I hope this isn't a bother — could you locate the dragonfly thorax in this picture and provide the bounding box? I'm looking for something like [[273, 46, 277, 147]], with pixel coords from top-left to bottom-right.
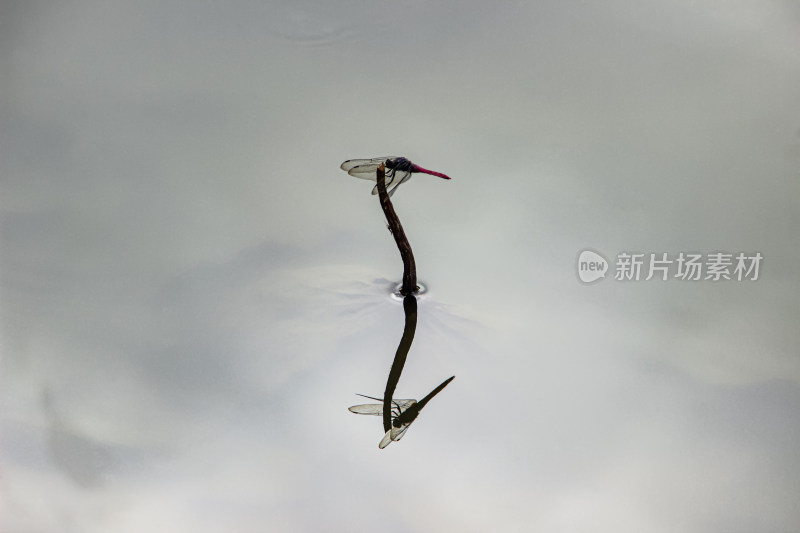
[[385, 157, 415, 173], [394, 407, 420, 426]]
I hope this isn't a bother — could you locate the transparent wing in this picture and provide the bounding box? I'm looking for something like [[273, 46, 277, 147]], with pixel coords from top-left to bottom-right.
[[370, 169, 411, 196], [390, 171, 412, 196], [340, 157, 392, 172], [393, 399, 417, 411], [349, 166, 382, 179], [379, 429, 394, 449], [348, 399, 416, 416], [348, 403, 383, 415], [351, 397, 418, 449], [390, 422, 412, 442], [341, 157, 398, 180]]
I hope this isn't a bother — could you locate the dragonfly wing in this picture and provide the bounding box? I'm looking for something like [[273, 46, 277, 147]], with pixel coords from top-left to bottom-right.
[[393, 399, 417, 412], [371, 182, 397, 196], [342, 157, 399, 180], [396, 172, 412, 188], [390, 422, 412, 442], [340, 157, 390, 171], [343, 157, 407, 182], [349, 399, 417, 448], [378, 429, 394, 449], [350, 399, 415, 415], [349, 165, 382, 180], [371, 170, 411, 196], [348, 403, 383, 415], [387, 171, 411, 197]]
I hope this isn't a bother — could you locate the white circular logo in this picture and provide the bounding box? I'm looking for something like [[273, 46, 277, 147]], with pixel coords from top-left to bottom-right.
[[577, 250, 608, 283]]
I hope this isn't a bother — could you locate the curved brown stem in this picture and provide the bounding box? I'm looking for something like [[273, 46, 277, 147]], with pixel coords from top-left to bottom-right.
[[375, 164, 418, 296]]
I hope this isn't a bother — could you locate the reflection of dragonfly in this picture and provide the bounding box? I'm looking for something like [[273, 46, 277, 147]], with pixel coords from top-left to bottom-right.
[[340, 157, 451, 197], [348, 376, 455, 448]]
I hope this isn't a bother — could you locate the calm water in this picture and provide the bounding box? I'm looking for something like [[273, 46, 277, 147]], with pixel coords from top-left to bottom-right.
[[3, 1, 800, 531]]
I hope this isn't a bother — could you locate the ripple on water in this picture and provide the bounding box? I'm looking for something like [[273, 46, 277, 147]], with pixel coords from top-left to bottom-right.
[[264, 0, 380, 48], [389, 281, 428, 302]]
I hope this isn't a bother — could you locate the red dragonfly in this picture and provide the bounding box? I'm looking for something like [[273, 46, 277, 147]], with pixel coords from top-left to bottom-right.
[[348, 376, 455, 449], [340, 157, 451, 197]]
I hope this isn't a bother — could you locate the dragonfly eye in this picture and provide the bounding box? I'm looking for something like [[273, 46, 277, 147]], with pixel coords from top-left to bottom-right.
[[392, 419, 403, 428]]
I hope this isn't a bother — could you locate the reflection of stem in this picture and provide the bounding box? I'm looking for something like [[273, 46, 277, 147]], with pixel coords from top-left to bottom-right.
[[375, 163, 418, 296], [382, 294, 417, 432]]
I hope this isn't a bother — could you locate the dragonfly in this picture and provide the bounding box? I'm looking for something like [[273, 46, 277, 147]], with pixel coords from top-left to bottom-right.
[[340, 157, 451, 197], [348, 376, 455, 448]]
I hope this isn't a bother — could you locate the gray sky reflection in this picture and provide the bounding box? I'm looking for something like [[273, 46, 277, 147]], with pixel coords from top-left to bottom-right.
[[2, 0, 800, 531]]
